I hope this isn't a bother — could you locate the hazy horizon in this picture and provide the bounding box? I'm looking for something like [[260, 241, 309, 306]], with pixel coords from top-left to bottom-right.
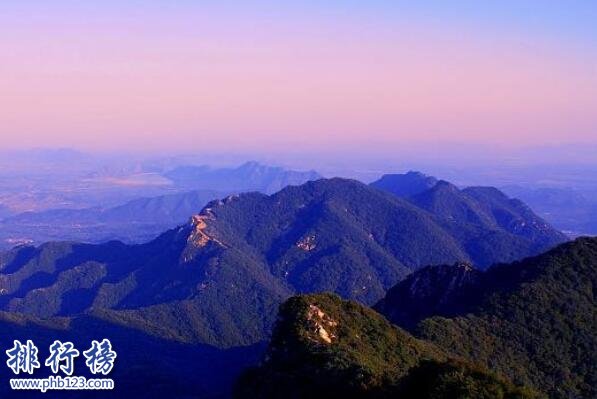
[[2, 145, 597, 190]]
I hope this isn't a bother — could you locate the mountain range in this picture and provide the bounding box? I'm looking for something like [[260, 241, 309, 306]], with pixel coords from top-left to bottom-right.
[[402, 237, 597, 399], [0, 173, 569, 397], [239, 237, 596, 399], [372, 172, 565, 254], [236, 293, 539, 399], [0, 177, 563, 343], [164, 161, 321, 194], [369, 170, 439, 197]]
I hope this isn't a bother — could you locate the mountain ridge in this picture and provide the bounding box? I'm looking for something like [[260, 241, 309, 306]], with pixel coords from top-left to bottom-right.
[[0, 176, 566, 351], [237, 237, 595, 398], [377, 237, 597, 399]]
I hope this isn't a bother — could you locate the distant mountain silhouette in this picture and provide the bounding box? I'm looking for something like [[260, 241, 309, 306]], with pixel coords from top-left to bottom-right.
[[0, 190, 225, 248], [0, 162, 322, 249], [164, 161, 322, 194], [502, 185, 597, 236], [370, 171, 438, 197]]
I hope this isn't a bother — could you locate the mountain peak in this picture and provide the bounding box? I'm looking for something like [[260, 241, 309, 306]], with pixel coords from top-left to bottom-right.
[[404, 170, 428, 178], [370, 171, 438, 198], [236, 293, 536, 399], [181, 205, 228, 262], [426, 180, 461, 195]]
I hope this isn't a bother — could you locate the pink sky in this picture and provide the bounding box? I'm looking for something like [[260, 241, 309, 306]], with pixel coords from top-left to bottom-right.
[[1, 2, 596, 153]]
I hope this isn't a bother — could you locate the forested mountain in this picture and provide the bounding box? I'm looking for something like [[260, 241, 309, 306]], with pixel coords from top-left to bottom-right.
[[0, 177, 578, 397], [238, 238, 595, 398], [377, 237, 597, 399], [371, 172, 567, 258], [375, 262, 481, 330], [234, 293, 538, 399], [0, 170, 564, 259], [0, 178, 566, 351]]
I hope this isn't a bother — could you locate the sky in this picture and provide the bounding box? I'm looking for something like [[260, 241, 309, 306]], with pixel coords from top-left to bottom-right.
[[1, 1, 596, 158]]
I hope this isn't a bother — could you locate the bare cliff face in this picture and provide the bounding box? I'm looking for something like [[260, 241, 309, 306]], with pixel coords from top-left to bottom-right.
[[305, 304, 338, 344], [180, 196, 237, 262]]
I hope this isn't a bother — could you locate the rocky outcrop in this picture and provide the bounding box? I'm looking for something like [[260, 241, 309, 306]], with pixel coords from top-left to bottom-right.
[[306, 304, 337, 344]]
